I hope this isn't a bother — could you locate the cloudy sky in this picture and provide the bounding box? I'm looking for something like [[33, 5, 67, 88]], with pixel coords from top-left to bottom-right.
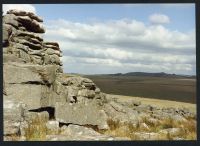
[[3, 4, 196, 75]]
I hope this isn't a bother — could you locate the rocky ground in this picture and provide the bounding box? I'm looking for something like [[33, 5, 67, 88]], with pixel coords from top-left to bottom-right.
[[3, 10, 197, 141]]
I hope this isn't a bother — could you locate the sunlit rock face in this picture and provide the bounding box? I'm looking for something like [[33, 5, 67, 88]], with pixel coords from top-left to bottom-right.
[[3, 9, 110, 141]]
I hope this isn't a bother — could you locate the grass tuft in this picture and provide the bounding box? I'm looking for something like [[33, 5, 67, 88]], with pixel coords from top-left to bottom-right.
[[97, 116, 196, 140], [25, 117, 47, 141]]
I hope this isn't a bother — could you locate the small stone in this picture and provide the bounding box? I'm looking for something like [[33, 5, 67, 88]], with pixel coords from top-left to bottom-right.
[[46, 120, 60, 134], [139, 123, 150, 131]]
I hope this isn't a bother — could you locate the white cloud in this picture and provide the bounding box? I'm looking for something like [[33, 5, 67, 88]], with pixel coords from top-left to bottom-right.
[[44, 18, 195, 75], [149, 13, 170, 24], [2, 4, 36, 15]]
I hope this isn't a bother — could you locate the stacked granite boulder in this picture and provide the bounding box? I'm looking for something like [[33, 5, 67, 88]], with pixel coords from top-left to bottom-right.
[[3, 9, 110, 140], [54, 75, 109, 130], [3, 9, 63, 71]]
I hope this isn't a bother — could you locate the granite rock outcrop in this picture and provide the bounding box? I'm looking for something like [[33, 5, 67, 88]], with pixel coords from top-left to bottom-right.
[[3, 10, 109, 140]]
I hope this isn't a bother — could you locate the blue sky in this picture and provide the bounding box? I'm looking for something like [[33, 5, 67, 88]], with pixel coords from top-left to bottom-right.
[[34, 4, 195, 33], [3, 4, 196, 75]]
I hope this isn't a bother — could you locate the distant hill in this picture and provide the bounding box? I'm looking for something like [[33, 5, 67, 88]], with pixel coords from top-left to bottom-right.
[[99, 72, 196, 78]]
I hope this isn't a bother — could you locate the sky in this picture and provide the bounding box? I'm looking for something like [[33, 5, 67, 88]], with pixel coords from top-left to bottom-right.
[[2, 4, 196, 75]]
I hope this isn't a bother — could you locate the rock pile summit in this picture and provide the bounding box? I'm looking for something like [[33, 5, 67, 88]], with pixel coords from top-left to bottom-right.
[[3, 10, 196, 141], [3, 10, 110, 140]]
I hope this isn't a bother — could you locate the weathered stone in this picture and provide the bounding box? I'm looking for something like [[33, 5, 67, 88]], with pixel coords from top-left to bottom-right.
[[4, 63, 42, 84], [3, 14, 19, 28], [133, 132, 161, 140], [66, 86, 79, 103], [4, 63, 57, 84], [30, 55, 42, 64], [19, 121, 29, 137], [61, 76, 82, 86], [109, 101, 127, 113], [136, 104, 154, 112], [3, 24, 12, 45], [119, 100, 141, 109], [61, 124, 100, 136], [3, 10, 68, 140], [16, 30, 43, 42], [45, 48, 61, 57], [4, 136, 20, 141], [3, 47, 9, 54], [82, 81, 95, 89], [41, 86, 58, 108], [4, 76, 57, 110], [55, 102, 108, 130], [3, 54, 25, 63], [53, 80, 63, 95], [43, 54, 51, 65], [46, 120, 60, 134], [3, 97, 26, 135], [14, 43, 30, 53], [29, 50, 45, 56], [19, 50, 31, 63], [49, 124, 127, 141], [138, 112, 151, 121], [183, 112, 196, 119], [146, 118, 160, 126], [7, 9, 43, 22], [104, 103, 126, 122], [20, 35, 43, 45], [59, 76, 96, 88], [19, 136, 27, 141], [78, 89, 95, 98], [34, 65, 57, 84], [44, 42, 59, 47], [139, 123, 150, 131], [44, 44, 60, 50], [95, 88, 101, 93], [56, 65, 63, 73], [49, 54, 62, 65], [171, 115, 188, 123], [104, 102, 139, 126], [13, 37, 43, 50], [17, 16, 45, 33], [152, 113, 171, 121], [18, 26, 27, 31], [159, 128, 183, 138]]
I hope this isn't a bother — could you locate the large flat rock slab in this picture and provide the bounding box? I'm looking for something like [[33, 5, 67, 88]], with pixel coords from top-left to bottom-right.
[[46, 124, 130, 141], [5, 84, 56, 110], [4, 63, 57, 84], [55, 102, 108, 130], [4, 63, 42, 84], [3, 96, 25, 135]]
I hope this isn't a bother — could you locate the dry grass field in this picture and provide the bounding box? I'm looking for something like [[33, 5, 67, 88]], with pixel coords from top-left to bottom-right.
[[100, 94, 196, 140]]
